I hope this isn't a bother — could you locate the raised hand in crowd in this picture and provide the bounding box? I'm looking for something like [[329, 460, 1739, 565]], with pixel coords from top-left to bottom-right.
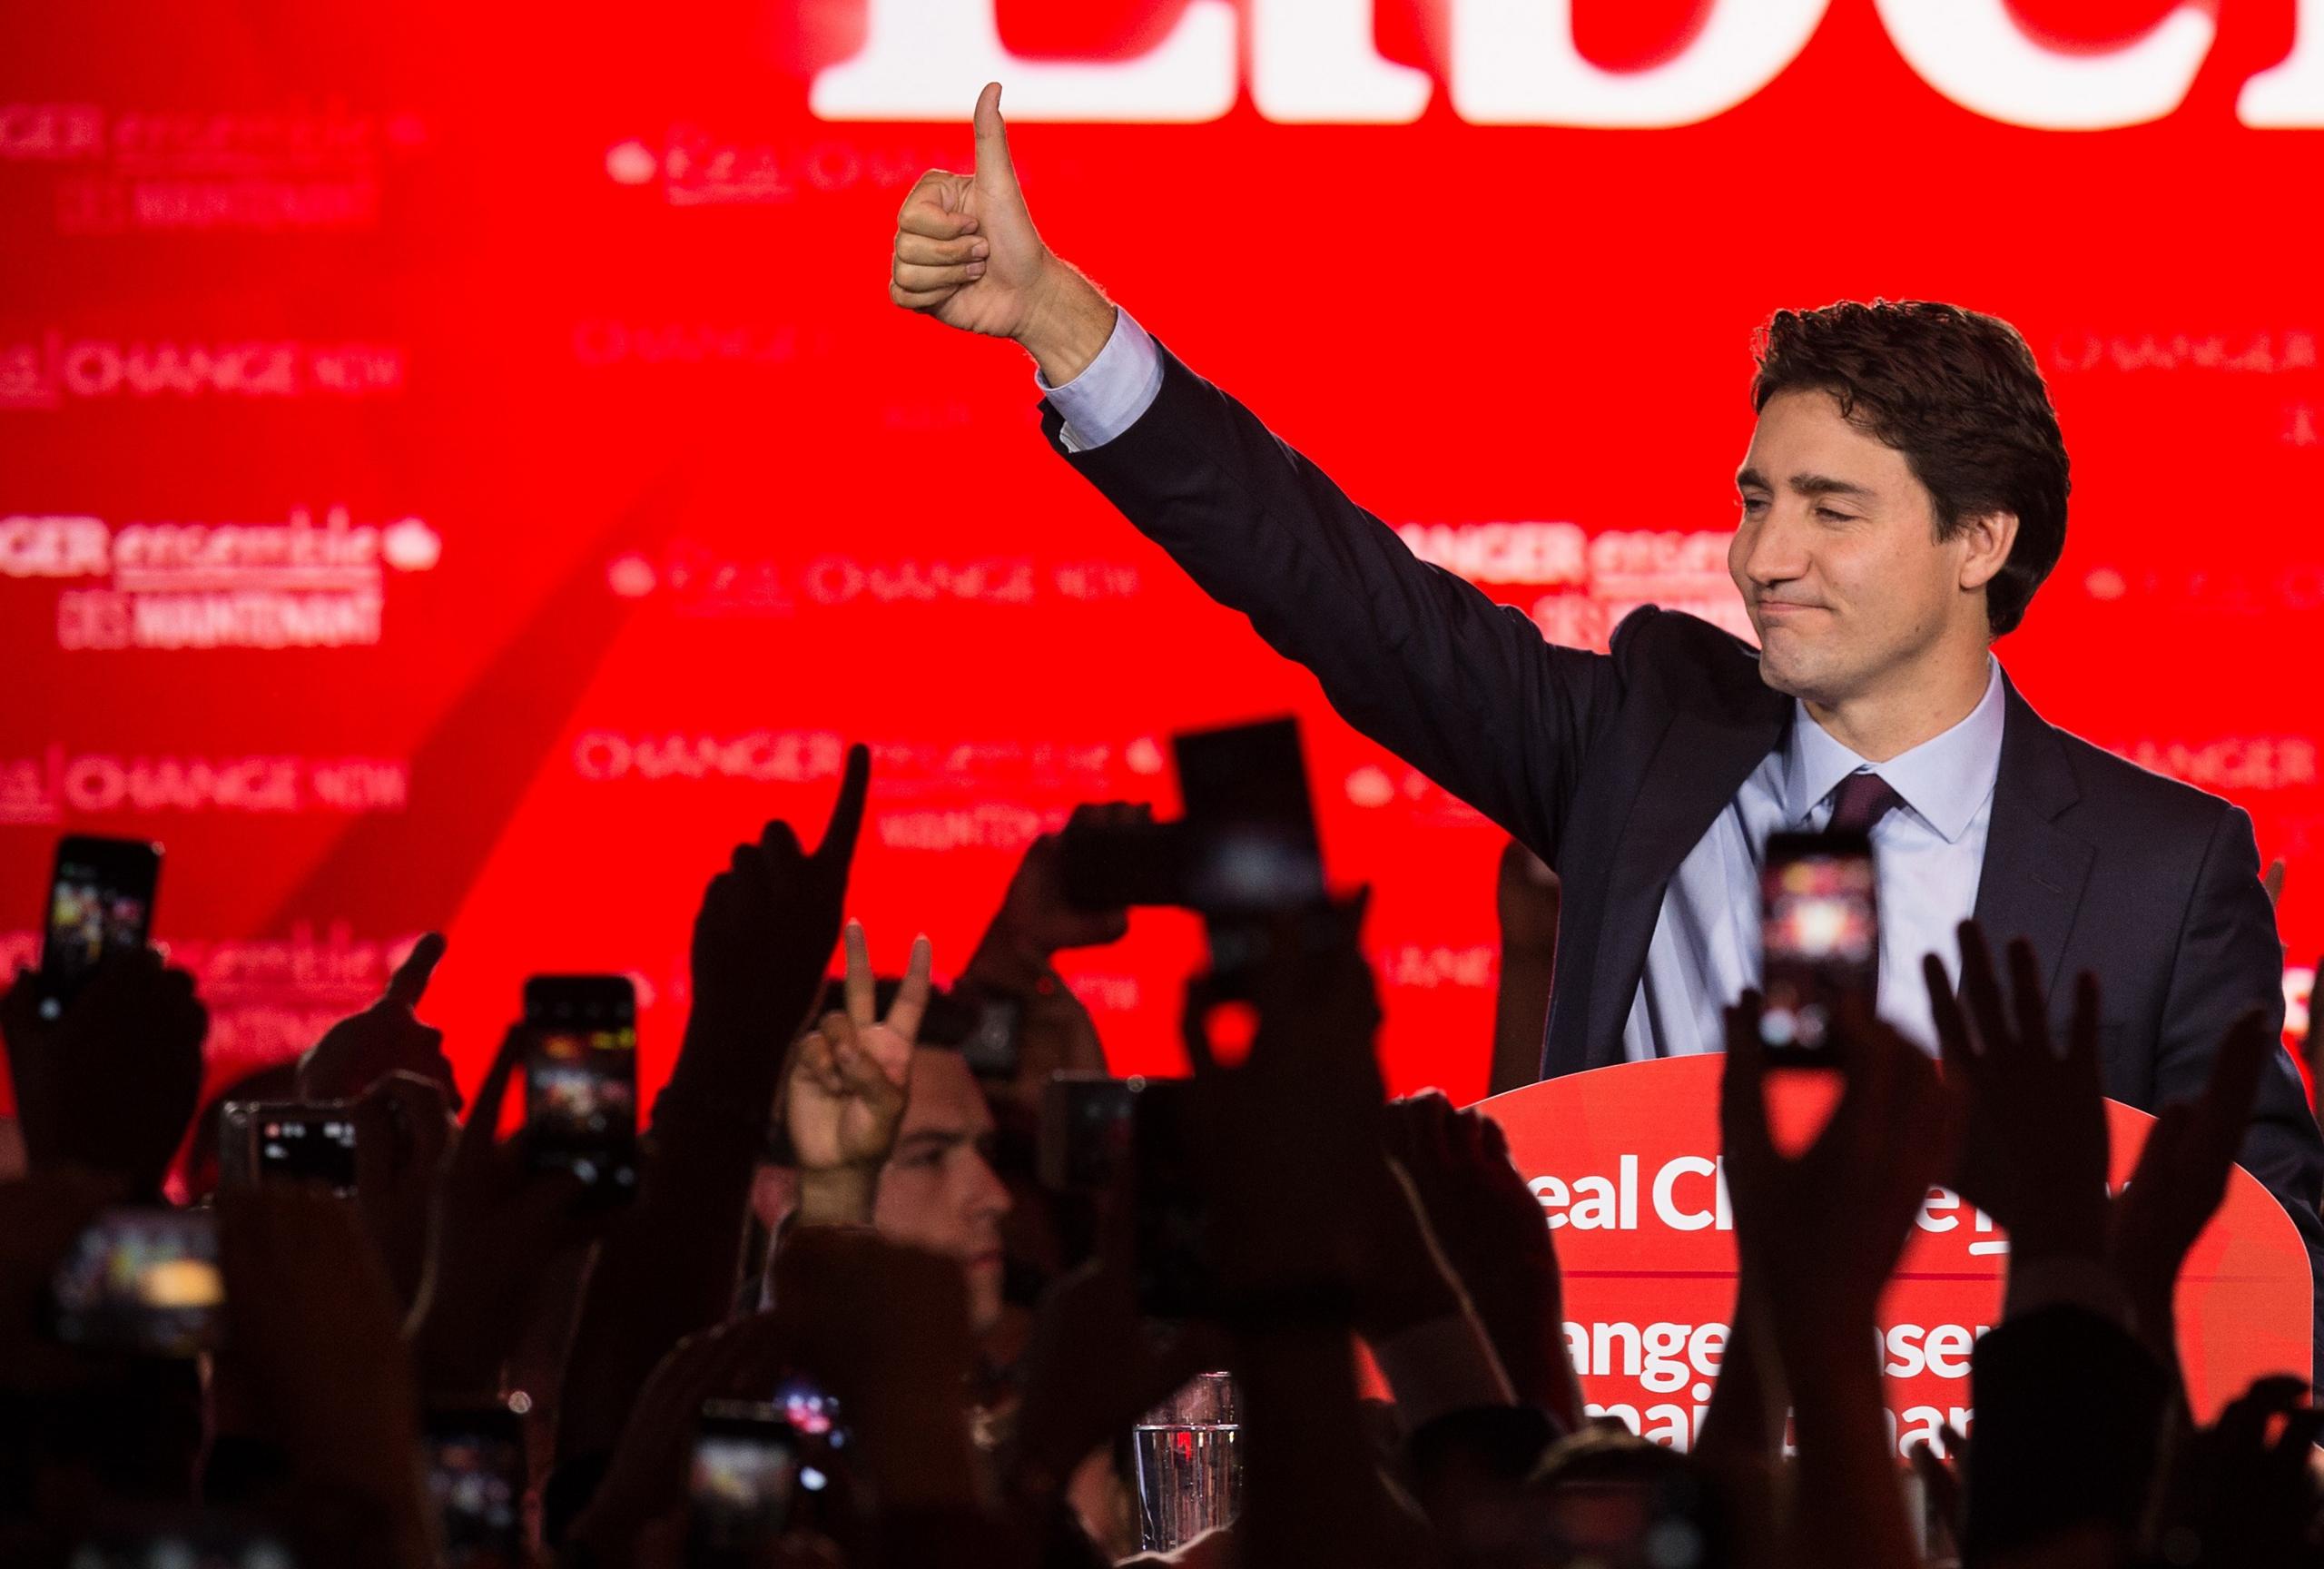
[[1929, 923, 2273, 1368], [1177, 892, 1436, 1569], [680, 744, 872, 1077], [579, 1230, 1012, 1569], [556, 746, 872, 1525], [2151, 1374, 2324, 1569], [565, 1309, 800, 1569], [1379, 1088, 1582, 1430], [978, 805, 1139, 963], [769, 1227, 986, 1521], [785, 919, 930, 1227], [1007, 1197, 1228, 1544], [585, 1231, 1004, 1569], [404, 1022, 601, 1399], [960, 804, 1132, 1114], [1926, 923, 2290, 1566], [1180, 895, 1387, 1312], [2101, 1009, 2272, 1373], [348, 1069, 453, 1311], [1928, 927, 2111, 1274], [300, 931, 455, 1106], [1, 946, 206, 1199], [1719, 992, 1947, 1569]]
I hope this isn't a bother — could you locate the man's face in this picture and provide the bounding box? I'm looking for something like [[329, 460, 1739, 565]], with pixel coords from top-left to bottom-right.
[[1728, 389, 1995, 708], [872, 1048, 1012, 1334]]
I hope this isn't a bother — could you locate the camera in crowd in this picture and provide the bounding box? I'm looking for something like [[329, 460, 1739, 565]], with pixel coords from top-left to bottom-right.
[[1058, 716, 1327, 998]]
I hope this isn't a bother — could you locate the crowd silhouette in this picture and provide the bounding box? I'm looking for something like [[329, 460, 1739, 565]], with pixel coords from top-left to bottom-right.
[[3, 738, 2319, 1568]]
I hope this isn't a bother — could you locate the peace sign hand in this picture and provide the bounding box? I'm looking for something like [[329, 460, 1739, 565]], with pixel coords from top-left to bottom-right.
[[787, 920, 931, 1175]]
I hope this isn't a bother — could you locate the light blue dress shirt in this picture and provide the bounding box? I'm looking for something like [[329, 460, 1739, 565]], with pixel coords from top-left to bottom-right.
[[1044, 309, 2009, 1057]]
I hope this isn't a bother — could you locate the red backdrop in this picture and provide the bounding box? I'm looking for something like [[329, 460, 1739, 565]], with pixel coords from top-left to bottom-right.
[[4, 1, 2323, 1110]]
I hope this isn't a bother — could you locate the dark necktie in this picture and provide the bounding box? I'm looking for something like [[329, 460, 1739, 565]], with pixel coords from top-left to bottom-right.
[[1823, 770, 1901, 1007], [1827, 770, 1903, 835]]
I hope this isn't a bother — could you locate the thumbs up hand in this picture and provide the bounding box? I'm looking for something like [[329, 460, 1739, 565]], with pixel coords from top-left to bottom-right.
[[891, 83, 1118, 382]]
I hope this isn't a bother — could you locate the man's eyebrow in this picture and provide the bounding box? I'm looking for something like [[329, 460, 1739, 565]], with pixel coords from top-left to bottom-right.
[[1734, 468, 1878, 500], [893, 1128, 971, 1153], [1788, 472, 1877, 499]]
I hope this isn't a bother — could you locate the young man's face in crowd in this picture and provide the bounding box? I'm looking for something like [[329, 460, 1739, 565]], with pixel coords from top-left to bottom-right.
[[1729, 388, 2009, 710], [872, 1047, 1013, 1334]]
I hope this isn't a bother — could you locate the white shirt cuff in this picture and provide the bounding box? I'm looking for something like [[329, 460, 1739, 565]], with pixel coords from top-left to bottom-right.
[[1036, 308, 1163, 453]]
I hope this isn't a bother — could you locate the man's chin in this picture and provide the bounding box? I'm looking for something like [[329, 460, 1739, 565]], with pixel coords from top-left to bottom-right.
[[1757, 648, 1857, 712], [1755, 646, 1814, 699]]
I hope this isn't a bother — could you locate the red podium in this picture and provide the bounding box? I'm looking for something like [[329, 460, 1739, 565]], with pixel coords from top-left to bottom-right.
[[1474, 1056, 2309, 1452]]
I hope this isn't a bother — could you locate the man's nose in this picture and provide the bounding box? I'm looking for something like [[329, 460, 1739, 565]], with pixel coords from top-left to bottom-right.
[[1741, 507, 1813, 587], [965, 1150, 1013, 1219]]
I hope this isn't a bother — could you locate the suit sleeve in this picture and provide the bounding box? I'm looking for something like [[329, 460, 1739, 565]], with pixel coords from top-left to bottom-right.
[[1044, 342, 1620, 863], [2157, 802, 2324, 1384]]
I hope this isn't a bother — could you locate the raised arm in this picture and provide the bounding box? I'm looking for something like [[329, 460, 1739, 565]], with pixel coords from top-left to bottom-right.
[[891, 84, 1620, 860]]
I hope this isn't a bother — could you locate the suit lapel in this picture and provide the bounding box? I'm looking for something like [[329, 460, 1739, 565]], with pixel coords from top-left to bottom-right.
[[1971, 677, 2094, 1001], [1589, 691, 1790, 1064]]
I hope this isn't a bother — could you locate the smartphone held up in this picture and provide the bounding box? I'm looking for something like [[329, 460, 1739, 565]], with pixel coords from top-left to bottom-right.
[[39, 834, 161, 1017], [522, 974, 639, 1205], [1056, 716, 1329, 1000], [423, 1405, 527, 1569], [49, 1205, 224, 1357], [1758, 828, 1879, 1065], [687, 1401, 801, 1567], [218, 1100, 360, 1195]]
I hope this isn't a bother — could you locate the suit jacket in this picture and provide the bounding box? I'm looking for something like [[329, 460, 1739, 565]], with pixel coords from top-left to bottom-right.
[[1043, 340, 2324, 1373]]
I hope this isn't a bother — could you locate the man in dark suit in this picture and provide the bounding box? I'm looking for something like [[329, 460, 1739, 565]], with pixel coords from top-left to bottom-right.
[[885, 84, 2324, 1374]]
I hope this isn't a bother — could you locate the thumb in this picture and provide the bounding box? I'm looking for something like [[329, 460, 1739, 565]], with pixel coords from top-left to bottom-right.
[[972, 82, 1019, 195]]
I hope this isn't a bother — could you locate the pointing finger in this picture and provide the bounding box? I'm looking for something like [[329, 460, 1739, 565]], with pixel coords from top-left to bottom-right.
[[812, 743, 872, 872], [385, 933, 447, 1011]]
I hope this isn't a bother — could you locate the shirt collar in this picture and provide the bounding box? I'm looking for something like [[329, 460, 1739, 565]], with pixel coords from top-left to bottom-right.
[[1783, 658, 2007, 844]]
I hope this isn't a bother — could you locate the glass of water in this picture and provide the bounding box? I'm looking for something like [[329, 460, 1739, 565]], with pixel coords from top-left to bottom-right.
[[1132, 1370, 1243, 1553]]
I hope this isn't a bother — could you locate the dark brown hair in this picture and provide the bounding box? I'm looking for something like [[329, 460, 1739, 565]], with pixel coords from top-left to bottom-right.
[[1750, 300, 2069, 636]]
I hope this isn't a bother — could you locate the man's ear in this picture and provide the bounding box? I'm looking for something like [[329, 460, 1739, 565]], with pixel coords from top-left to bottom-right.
[[1955, 510, 2018, 593]]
